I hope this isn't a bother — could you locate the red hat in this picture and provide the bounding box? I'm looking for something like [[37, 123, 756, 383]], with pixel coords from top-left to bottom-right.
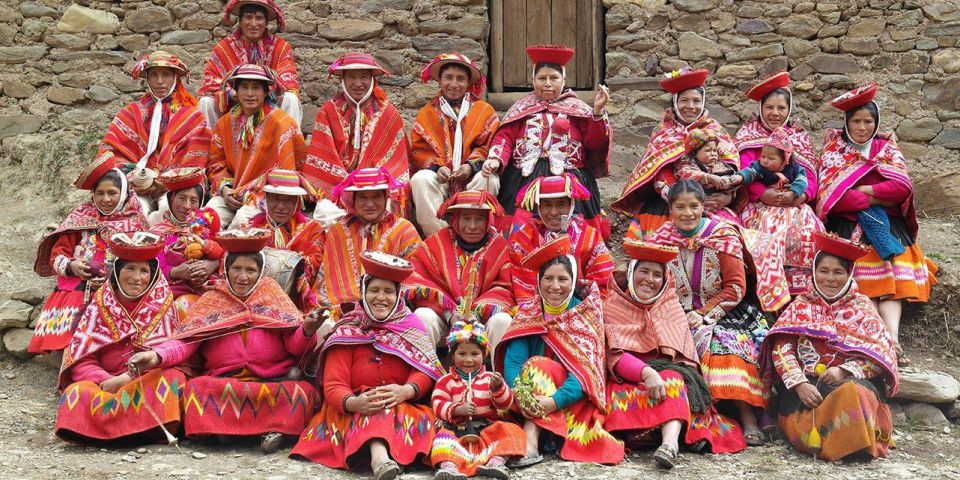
[[526, 44, 575, 66], [215, 229, 271, 253], [74, 152, 119, 190], [223, 0, 285, 32], [226, 63, 275, 85], [660, 68, 709, 94], [420, 52, 486, 97], [683, 128, 717, 155], [624, 239, 679, 264], [360, 251, 414, 283], [157, 167, 206, 192], [108, 232, 165, 261], [437, 191, 504, 219], [746, 71, 790, 101], [131, 51, 189, 81], [814, 231, 869, 262], [516, 174, 590, 211], [521, 236, 572, 271], [328, 52, 389, 77], [830, 83, 878, 112]]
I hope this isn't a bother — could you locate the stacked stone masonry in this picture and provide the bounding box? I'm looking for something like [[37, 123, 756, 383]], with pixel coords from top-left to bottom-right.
[[0, 0, 959, 213]]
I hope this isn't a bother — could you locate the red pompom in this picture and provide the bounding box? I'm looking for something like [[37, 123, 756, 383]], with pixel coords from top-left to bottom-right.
[[552, 116, 571, 135]]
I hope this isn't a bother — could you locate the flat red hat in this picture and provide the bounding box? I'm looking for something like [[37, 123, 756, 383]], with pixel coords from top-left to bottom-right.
[[437, 191, 504, 219], [746, 71, 790, 101], [526, 45, 575, 66], [74, 152, 119, 190], [108, 232, 165, 261], [521, 235, 572, 271], [328, 52, 389, 77], [814, 231, 869, 261], [360, 251, 414, 283], [660, 68, 709, 94], [216, 229, 271, 254], [157, 167, 206, 192], [624, 239, 679, 264], [830, 83, 878, 112]]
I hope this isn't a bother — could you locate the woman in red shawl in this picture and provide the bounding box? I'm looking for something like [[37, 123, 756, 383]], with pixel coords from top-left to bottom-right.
[[604, 239, 746, 469], [129, 229, 322, 453], [735, 72, 824, 297], [817, 84, 937, 367], [612, 68, 738, 240], [405, 191, 514, 347], [489, 45, 612, 236], [760, 232, 898, 461], [99, 51, 211, 224], [647, 180, 770, 446], [302, 53, 410, 208], [149, 167, 223, 314], [494, 236, 624, 466], [291, 252, 443, 480], [55, 232, 183, 444], [31, 153, 148, 354], [198, 0, 301, 126]]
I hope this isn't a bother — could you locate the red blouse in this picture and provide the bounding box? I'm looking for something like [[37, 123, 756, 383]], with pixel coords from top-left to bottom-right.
[[322, 344, 435, 415]]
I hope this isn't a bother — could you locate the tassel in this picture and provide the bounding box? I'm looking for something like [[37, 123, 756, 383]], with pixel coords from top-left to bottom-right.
[[807, 408, 821, 459]]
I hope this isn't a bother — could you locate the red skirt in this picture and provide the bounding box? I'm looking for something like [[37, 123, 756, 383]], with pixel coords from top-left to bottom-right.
[[430, 422, 526, 476], [55, 368, 185, 443], [29, 289, 85, 354], [290, 401, 436, 469], [181, 376, 318, 437], [605, 371, 746, 454], [519, 356, 624, 464]]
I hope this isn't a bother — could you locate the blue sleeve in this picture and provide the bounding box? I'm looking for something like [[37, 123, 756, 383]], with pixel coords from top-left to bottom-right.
[[552, 369, 585, 409], [737, 165, 758, 184], [789, 164, 808, 198], [503, 337, 531, 389]]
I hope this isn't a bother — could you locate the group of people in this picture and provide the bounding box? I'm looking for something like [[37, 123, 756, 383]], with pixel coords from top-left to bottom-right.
[[26, 1, 939, 478]]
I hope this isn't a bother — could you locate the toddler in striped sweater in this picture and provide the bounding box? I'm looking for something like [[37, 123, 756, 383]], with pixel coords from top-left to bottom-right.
[[431, 322, 526, 479]]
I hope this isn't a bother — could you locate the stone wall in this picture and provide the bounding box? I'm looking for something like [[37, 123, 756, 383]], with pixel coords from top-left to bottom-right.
[[0, 0, 958, 214]]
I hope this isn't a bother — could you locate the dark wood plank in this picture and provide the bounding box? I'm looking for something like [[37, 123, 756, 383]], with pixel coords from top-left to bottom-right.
[[553, 0, 579, 87], [592, 0, 603, 88], [575, 0, 594, 89], [503, 0, 527, 87], [490, 0, 504, 93]]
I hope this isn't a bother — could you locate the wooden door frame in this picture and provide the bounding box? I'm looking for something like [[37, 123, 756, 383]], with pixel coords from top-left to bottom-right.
[[488, 0, 604, 96]]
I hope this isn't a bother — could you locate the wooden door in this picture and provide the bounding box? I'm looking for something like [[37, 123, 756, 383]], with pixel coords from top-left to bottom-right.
[[490, 0, 602, 92]]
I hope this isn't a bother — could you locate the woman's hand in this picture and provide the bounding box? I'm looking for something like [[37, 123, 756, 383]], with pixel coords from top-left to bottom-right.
[[453, 402, 478, 417], [436, 166, 452, 183], [170, 263, 194, 282], [69, 259, 93, 280], [371, 384, 416, 410], [100, 373, 132, 394], [703, 191, 733, 211], [759, 188, 783, 207], [537, 395, 558, 416], [347, 390, 386, 415], [87, 276, 106, 291], [127, 351, 161, 375], [793, 382, 823, 409], [481, 159, 500, 176], [220, 187, 243, 210], [792, 193, 808, 207], [855, 185, 874, 196], [593, 84, 610, 116], [820, 366, 850, 385], [191, 260, 219, 283], [641, 366, 666, 404], [686, 311, 705, 328]]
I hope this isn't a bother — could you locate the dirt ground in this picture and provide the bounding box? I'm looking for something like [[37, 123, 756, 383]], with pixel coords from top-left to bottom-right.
[[1, 194, 959, 479]]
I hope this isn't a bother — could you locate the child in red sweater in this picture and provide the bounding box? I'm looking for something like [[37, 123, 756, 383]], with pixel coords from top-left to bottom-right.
[[431, 322, 526, 480]]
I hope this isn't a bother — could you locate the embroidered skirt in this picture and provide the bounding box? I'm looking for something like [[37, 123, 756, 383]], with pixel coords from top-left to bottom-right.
[[430, 421, 526, 475], [778, 379, 893, 461], [693, 302, 770, 407], [290, 401, 436, 469], [181, 376, 318, 437], [30, 289, 86, 354], [55, 368, 185, 443]]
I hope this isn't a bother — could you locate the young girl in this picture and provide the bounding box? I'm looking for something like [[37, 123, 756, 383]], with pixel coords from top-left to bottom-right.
[[431, 322, 525, 480], [674, 128, 741, 224]]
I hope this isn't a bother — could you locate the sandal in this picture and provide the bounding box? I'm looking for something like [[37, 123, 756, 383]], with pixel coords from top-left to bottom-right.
[[373, 460, 401, 480], [744, 429, 766, 446], [476, 463, 510, 479], [260, 431, 284, 453], [894, 342, 912, 368], [653, 444, 678, 470], [508, 454, 543, 469]]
